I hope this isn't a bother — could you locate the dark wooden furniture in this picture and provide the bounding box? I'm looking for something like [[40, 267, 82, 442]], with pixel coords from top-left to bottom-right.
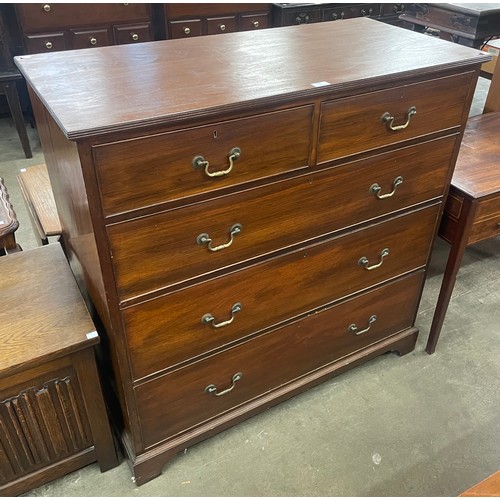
[[14, 3, 153, 53], [17, 164, 62, 246], [0, 176, 21, 254], [0, 7, 32, 158], [425, 67, 500, 354], [0, 73, 32, 158], [460, 470, 500, 496], [272, 3, 406, 26], [401, 3, 500, 48], [15, 19, 488, 486], [0, 243, 118, 496], [165, 3, 271, 39]]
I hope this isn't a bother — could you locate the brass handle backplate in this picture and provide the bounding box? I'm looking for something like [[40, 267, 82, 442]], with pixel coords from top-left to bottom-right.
[[370, 176, 404, 199], [205, 372, 243, 397], [197, 223, 242, 252], [202, 302, 243, 328], [193, 147, 241, 178], [348, 315, 377, 335], [358, 248, 389, 270], [381, 106, 417, 131]]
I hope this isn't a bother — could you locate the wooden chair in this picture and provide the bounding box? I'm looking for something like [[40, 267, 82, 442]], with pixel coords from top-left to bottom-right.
[[426, 67, 500, 354], [0, 176, 21, 255]]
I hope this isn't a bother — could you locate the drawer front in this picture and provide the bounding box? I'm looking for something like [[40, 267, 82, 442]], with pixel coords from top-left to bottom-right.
[[17, 4, 150, 33], [168, 20, 202, 39], [94, 106, 313, 216], [124, 205, 439, 380], [69, 28, 112, 50], [469, 194, 500, 243], [135, 271, 424, 446], [25, 33, 66, 53], [318, 72, 473, 163], [239, 13, 270, 31], [109, 136, 456, 300], [114, 23, 153, 45], [207, 16, 237, 35]]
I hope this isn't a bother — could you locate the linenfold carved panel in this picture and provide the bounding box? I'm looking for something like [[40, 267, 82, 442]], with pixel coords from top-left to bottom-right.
[[0, 377, 91, 482]]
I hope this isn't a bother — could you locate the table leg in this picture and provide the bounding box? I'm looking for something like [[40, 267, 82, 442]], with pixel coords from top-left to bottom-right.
[[2, 81, 33, 159], [426, 199, 477, 354]]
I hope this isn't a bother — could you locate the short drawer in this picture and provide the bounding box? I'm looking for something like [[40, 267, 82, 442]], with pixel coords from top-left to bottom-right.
[[16, 4, 151, 33], [94, 106, 313, 216], [108, 135, 456, 300], [135, 271, 424, 446], [114, 23, 153, 45], [207, 16, 237, 35], [124, 205, 439, 380], [469, 193, 500, 244], [318, 72, 473, 163], [168, 19, 202, 39], [69, 28, 112, 50], [24, 33, 66, 53], [239, 13, 270, 31]]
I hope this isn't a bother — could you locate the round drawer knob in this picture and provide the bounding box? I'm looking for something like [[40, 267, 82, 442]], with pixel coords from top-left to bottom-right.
[[184, 27, 191, 35], [43, 4, 51, 12], [90, 37, 97, 45], [219, 24, 226, 31], [253, 20, 259, 28], [45, 41, 53, 49], [131, 33, 139, 41]]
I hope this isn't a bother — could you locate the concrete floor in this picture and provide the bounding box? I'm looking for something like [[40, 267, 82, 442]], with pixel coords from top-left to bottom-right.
[[0, 76, 499, 496]]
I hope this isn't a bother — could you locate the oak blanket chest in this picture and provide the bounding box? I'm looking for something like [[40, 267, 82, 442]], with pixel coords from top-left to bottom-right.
[[15, 18, 489, 485]]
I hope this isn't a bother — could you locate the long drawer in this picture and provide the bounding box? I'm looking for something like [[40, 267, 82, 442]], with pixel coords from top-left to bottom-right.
[[135, 271, 424, 448], [123, 204, 439, 380], [93, 106, 313, 216], [109, 136, 456, 300], [317, 72, 473, 163]]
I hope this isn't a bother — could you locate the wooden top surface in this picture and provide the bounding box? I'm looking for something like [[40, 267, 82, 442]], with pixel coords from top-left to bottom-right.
[[453, 113, 500, 198], [0, 244, 98, 378], [14, 18, 489, 139]]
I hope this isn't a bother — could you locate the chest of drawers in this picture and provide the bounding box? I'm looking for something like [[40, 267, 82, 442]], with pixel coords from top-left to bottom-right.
[[15, 18, 489, 486]]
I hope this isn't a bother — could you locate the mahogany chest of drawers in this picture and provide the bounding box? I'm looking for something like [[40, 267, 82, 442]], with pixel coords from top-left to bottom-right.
[[15, 18, 489, 486]]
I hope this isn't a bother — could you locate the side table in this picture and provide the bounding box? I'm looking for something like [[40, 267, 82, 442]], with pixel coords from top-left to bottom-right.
[[400, 3, 500, 49], [0, 244, 118, 496]]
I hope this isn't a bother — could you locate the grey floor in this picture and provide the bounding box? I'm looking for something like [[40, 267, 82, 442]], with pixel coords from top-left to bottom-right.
[[1, 76, 498, 497]]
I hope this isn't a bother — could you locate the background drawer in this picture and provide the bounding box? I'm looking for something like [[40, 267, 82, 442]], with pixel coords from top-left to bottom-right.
[[94, 106, 313, 216], [240, 13, 269, 30], [69, 28, 112, 50], [207, 16, 237, 35], [25, 33, 66, 53], [168, 19, 202, 39], [108, 135, 456, 299], [124, 205, 439, 380], [114, 23, 153, 45], [135, 271, 424, 447], [318, 72, 473, 162]]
